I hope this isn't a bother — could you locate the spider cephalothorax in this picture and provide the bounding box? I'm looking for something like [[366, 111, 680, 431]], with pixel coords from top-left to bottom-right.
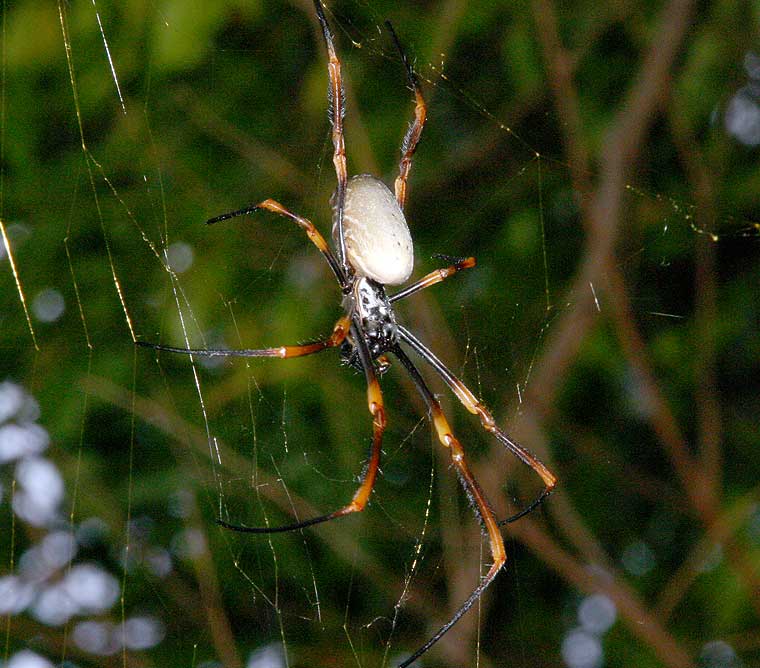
[[340, 276, 398, 373], [138, 2, 556, 665]]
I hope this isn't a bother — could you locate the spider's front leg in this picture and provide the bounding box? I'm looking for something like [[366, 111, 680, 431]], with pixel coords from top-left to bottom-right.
[[385, 21, 427, 210], [206, 198, 346, 287], [312, 0, 349, 271], [216, 322, 386, 534]]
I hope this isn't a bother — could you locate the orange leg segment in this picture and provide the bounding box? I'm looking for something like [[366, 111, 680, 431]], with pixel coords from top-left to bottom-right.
[[313, 0, 349, 269], [205, 197, 345, 286], [216, 322, 385, 534], [398, 325, 557, 525], [394, 83, 427, 210], [385, 21, 427, 210], [393, 346, 506, 667], [137, 315, 351, 361], [389, 256, 476, 303]]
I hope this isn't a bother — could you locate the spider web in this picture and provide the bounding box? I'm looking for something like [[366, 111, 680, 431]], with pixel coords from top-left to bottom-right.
[[1, 2, 759, 668]]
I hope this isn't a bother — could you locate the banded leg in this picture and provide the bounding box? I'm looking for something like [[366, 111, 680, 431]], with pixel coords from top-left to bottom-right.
[[393, 347, 506, 668], [206, 198, 346, 287], [398, 326, 556, 524], [217, 322, 385, 534], [313, 0, 349, 271], [386, 21, 427, 210], [389, 255, 476, 303], [137, 315, 351, 360]]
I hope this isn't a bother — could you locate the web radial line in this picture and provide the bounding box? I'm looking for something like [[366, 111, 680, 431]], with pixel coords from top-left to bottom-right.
[[119, 347, 137, 668], [0, 221, 38, 350], [0, 0, 34, 348], [91, 0, 126, 114], [57, 0, 136, 341], [382, 456, 436, 667]]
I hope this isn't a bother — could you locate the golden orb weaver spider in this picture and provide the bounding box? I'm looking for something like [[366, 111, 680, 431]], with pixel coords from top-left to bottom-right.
[[138, 2, 557, 664]]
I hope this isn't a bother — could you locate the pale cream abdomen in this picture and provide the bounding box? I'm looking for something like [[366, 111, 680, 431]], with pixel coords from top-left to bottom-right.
[[334, 174, 414, 285]]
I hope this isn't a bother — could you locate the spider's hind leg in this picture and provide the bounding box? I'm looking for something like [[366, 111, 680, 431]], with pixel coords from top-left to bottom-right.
[[398, 326, 557, 525], [392, 345, 507, 667]]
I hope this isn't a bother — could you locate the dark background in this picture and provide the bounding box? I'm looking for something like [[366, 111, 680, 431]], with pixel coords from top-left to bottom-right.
[[1, 0, 759, 667]]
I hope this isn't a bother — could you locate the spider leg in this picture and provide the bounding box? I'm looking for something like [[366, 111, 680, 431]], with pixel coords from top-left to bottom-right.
[[398, 326, 556, 525], [137, 315, 351, 360], [217, 321, 386, 534], [385, 21, 427, 210], [206, 198, 346, 287], [389, 256, 476, 303], [313, 0, 348, 273], [393, 346, 505, 668]]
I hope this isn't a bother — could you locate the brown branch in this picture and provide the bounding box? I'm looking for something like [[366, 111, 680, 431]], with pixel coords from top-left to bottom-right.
[[572, 426, 685, 510], [508, 517, 694, 668], [185, 492, 244, 668], [530, 0, 593, 197], [174, 86, 307, 197], [606, 269, 707, 515], [514, 0, 700, 559], [668, 107, 723, 510], [534, 0, 760, 623], [532, 0, 712, 526], [525, 0, 696, 419], [655, 487, 760, 620], [481, 1, 698, 666]]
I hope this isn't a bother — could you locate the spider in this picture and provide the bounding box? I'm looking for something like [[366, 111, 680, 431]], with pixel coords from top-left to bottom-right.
[[139, 2, 556, 665]]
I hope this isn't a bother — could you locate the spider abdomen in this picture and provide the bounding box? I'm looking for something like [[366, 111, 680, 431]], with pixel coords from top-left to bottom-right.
[[334, 174, 413, 285]]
